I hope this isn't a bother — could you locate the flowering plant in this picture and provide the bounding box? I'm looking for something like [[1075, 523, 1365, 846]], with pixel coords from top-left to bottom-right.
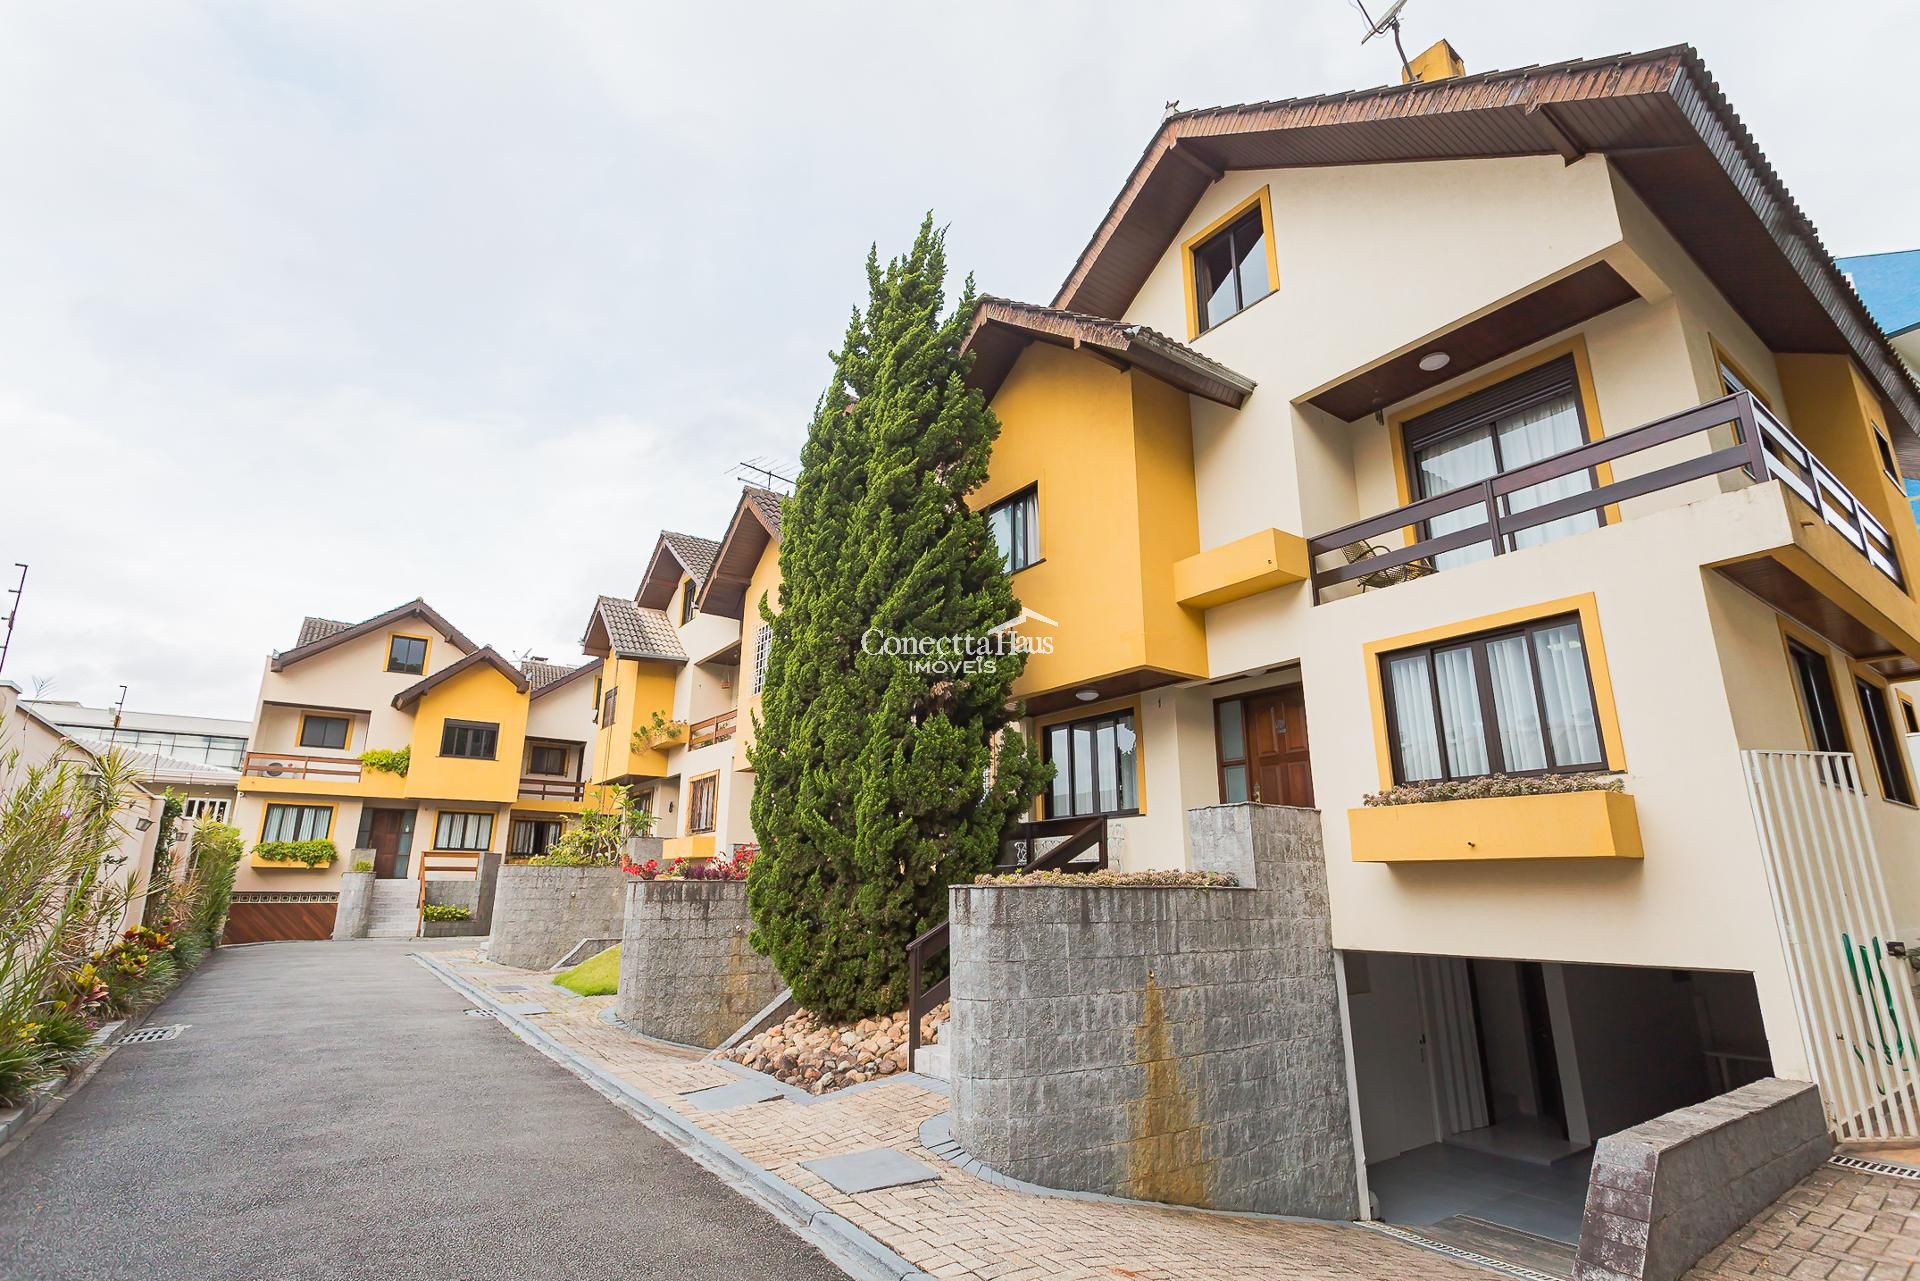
[[622, 857, 662, 879], [1361, 773, 1625, 807]]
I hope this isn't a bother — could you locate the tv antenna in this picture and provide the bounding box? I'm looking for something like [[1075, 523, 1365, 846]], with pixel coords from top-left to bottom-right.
[[0, 563, 25, 677], [109, 684, 128, 749], [732, 458, 797, 493], [1354, 0, 1416, 83]]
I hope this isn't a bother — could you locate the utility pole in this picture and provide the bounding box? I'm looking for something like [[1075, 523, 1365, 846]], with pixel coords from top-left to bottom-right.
[[0, 563, 25, 677]]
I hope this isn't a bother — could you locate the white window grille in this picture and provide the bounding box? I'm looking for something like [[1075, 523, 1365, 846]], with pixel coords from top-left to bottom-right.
[[752, 625, 773, 693]]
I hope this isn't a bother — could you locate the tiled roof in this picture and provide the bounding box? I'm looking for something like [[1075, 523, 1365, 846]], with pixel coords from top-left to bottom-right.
[[965, 296, 1256, 408], [594, 595, 687, 662], [743, 487, 784, 537], [296, 617, 351, 647], [391, 646, 530, 711], [520, 659, 577, 691], [660, 532, 721, 586], [272, 599, 479, 672]]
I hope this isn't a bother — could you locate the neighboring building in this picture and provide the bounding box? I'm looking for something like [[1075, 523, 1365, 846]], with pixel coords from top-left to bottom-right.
[[1, 681, 167, 933], [229, 599, 599, 940], [959, 42, 1920, 1237], [25, 699, 249, 824], [1840, 248, 1920, 373], [579, 487, 783, 864]]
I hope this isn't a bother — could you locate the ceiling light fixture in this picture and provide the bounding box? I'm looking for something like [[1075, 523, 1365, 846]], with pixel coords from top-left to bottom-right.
[[1417, 351, 1451, 373], [1075, 689, 1101, 702]]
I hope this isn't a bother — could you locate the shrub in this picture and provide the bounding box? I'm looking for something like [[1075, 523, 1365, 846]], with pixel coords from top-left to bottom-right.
[[972, 868, 1239, 888], [351, 859, 374, 874], [358, 747, 410, 777], [422, 904, 471, 922], [1361, 773, 1625, 807], [658, 849, 754, 882], [528, 786, 648, 866], [181, 821, 242, 945], [252, 839, 337, 867]]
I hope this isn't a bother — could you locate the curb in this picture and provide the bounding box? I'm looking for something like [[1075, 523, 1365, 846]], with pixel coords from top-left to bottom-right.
[[414, 951, 938, 1281]]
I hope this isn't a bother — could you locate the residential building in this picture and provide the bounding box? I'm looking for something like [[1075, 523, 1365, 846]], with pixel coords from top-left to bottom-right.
[[24, 699, 249, 824], [1, 681, 167, 932], [1840, 247, 1920, 374], [578, 487, 783, 864], [961, 43, 1920, 1240], [229, 599, 599, 940]]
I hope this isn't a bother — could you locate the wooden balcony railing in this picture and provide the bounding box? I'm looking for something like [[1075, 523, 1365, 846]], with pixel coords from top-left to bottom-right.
[[518, 777, 585, 802], [905, 815, 1110, 1063], [241, 751, 362, 782], [1306, 391, 1904, 602], [686, 709, 738, 751]]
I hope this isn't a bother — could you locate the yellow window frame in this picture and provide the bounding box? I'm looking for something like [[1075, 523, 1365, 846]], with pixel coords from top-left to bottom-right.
[[1181, 185, 1280, 341], [1775, 616, 1854, 758], [1849, 660, 1918, 807], [386, 631, 432, 675]]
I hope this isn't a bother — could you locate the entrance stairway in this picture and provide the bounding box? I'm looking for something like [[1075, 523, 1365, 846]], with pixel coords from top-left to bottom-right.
[[366, 879, 419, 939]]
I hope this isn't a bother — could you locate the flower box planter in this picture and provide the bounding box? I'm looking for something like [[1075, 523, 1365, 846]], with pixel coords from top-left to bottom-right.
[[1348, 789, 1643, 863]]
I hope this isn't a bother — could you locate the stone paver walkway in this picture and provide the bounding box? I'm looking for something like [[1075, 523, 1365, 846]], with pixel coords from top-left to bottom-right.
[[430, 949, 1920, 1281]]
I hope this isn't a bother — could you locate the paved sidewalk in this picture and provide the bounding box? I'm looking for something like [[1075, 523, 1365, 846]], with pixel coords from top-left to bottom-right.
[[427, 948, 1491, 1281], [1689, 1162, 1920, 1281]]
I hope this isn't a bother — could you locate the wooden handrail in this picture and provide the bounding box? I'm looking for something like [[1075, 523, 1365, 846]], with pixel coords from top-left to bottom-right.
[[1307, 391, 1905, 599], [686, 709, 739, 751], [241, 751, 362, 781], [517, 777, 585, 801]]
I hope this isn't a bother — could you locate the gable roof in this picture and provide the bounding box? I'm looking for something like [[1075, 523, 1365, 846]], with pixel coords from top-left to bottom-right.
[[1049, 45, 1920, 462], [963, 296, 1256, 408], [698, 487, 786, 619], [296, 617, 351, 647], [580, 595, 688, 663], [272, 599, 478, 672], [635, 531, 722, 611], [391, 646, 529, 711], [525, 659, 599, 700]]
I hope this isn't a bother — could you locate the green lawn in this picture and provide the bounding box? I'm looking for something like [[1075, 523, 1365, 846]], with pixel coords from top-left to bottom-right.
[[555, 944, 620, 996]]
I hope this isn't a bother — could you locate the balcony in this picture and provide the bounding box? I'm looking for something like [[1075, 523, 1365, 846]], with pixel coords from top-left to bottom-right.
[[686, 709, 737, 751], [517, 777, 585, 802], [1307, 391, 1904, 602], [242, 751, 362, 782]]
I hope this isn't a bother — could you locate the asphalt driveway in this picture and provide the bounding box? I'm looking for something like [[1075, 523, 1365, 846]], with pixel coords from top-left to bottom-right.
[[0, 940, 848, 1281]]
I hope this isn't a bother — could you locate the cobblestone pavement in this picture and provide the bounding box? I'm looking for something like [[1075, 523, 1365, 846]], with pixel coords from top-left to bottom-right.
[[433, 950, 1920, 1281], [1689, 1163, 1920, 1281]]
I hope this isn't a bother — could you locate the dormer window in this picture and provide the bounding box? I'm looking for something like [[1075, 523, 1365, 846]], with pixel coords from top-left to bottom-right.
[[680, 577, 698, 624], [1186, 188, 1277, 336]]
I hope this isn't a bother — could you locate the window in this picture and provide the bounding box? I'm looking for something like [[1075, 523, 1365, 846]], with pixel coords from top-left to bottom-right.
[[600, 686, 617, 727], [1191, 203, 1272, 333], [1787, 640, 1849, 755], [434, 810, 494, 851], [1043, 710, 1139, 818], [261, 803, 332, 842], [1405, 356, 1600, 572], [1855, 677, 1915, 805], [687, 775, 718, 834], [527, 744, 568, 776], [182, 797, 229, 823], [985, 487, 1039, 574], [509, 817, 563, 856], [440, 720, 498, 759], [1903, 697, 1920, 737], [387, 634, 428, 675], [752, 625, 773, 694], [1215, 699, 1249, 804], [298, 714, 349, 751], [1382, 615, 1605, 784], [680, 578, 698, 625], [1874, 425, 1900, 484]]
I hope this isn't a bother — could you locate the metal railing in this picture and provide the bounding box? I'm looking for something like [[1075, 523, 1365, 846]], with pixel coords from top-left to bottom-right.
[[1307, 391, 1904, 601], [905, 816, 1111, 1063], [241, 751, 362, 781]]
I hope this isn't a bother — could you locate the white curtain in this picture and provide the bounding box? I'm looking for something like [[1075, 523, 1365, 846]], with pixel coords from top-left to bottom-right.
[[1416, 427, 1497, 570], [1533, 622, 1603, 767], [1433, 648, 1489, 777], [1498, 394, 1598, 550], [1486, 635, 1548, 771], [1388, 655, 1443, 781]]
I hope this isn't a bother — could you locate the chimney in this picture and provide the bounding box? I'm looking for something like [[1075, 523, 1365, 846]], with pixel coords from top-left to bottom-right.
[[1402, 38, 1466, 84]]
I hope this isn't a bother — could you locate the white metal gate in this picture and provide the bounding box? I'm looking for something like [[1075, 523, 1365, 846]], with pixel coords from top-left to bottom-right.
[[1743, 749, 1920, 1140]]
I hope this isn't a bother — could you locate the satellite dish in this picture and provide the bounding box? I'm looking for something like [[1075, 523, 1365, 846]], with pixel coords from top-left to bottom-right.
[[1353, 0, 1417, 81]]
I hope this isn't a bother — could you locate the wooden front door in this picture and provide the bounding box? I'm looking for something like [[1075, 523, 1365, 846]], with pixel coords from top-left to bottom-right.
[[1247, 686, 1313, 807], [367, 809, 406, 879]]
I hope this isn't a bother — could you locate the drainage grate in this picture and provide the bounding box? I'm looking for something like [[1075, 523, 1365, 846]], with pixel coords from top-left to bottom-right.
[[118, 1024, 186, 1045], [1361, 1222, 1568, 1281], [1832, 1154, 1920, 1181], [462, 1008, 497, 1019]]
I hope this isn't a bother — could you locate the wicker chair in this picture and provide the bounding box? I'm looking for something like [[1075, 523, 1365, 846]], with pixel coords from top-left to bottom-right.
[[1342, 541, 1437, 591]]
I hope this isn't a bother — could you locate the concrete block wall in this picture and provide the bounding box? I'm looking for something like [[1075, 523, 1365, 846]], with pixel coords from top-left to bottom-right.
[[485, 865, 628, 970], [618, 879, 783, 1049], [947, 803, 1359, 1219], [1574, 1078, 1831, 1281], [331, 872, 373, 940]]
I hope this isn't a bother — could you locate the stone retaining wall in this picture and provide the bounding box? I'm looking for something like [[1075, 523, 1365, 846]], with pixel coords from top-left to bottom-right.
[[331, 871, 373, 940], [947, 803, 1358, 1220], [617, 879, 782, 1048], [486, 865, 628, 970], [1574, 1078, 1831, 1281]]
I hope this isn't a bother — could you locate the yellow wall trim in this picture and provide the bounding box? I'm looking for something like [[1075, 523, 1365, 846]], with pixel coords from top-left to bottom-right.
[[1348, 789, 1643, 862], [1362, 592, 1627, 790], [1172, 528, 1310, 609], [1180, 184, 1279, 341]]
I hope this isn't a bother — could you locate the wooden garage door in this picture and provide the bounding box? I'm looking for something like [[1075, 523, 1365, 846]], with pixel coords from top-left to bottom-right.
[[223, 900, 336, 944]]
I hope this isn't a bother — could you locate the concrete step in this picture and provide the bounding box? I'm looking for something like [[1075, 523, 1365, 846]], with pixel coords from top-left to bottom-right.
[[911, 1020, 951, 1081]]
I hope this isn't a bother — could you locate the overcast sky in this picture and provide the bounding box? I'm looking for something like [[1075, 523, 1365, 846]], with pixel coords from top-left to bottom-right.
[[3, 1, 1915, 720]]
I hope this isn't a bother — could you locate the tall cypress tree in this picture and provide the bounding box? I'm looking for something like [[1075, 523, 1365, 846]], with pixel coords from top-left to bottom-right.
[[747, 216, 1049, 1020]]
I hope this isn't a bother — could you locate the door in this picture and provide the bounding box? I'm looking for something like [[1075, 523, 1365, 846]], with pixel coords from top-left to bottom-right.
[[367, 808, 406, 879], [1248, 686, 1313, 807]]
